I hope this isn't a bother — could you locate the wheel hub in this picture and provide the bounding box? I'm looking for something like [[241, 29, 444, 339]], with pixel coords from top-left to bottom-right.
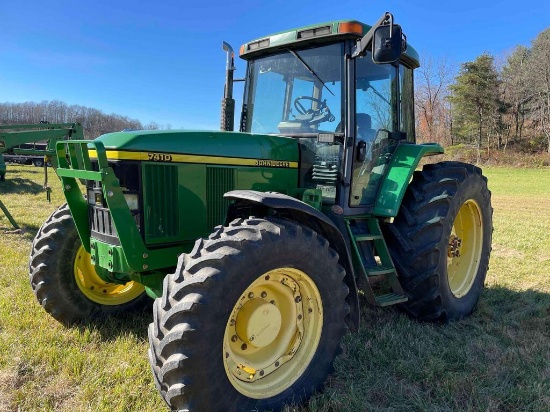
[[223, 267, 322, 398], [447, 199, 483, 298], [74, 246, 144, 305], [236, 298, 282, 348], [448, 234, 462, 258]]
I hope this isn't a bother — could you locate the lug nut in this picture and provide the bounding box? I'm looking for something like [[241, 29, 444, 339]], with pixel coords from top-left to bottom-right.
[[261, 291, 267, 298]]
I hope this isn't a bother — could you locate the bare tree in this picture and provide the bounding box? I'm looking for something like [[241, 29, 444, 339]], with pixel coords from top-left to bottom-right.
[[0, 100, 160, 139], [525, 28, 550, 153], [500, 46, 531, 150], [414, 55, 455, 145]]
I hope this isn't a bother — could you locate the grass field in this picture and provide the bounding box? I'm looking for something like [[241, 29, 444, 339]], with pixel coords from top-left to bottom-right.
[[1, 164, 549, 411]]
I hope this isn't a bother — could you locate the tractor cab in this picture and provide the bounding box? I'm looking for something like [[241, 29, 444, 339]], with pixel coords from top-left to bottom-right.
[[235, 18, 418, 213]]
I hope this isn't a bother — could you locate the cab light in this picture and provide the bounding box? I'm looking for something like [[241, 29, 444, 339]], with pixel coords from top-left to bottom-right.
[[244, 38, 270, 53], [338, 22, 363, 35], [297, 25, 331, 39]]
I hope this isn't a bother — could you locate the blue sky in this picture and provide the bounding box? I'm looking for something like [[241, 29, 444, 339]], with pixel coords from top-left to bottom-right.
[[1, 0, 548, 130]]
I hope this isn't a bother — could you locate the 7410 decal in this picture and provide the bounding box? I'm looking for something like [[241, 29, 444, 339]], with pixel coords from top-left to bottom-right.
[[148, 153, 173, 162]]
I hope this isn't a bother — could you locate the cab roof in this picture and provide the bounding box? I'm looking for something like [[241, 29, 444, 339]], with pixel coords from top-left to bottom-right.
[[240, 19, 420, 68]]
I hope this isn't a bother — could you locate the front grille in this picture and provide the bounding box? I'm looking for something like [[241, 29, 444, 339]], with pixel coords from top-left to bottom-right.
[[142, 163, 180, 244], [207, 167, 235, 230], [87, 160, 142, 246], [89, 205, 119, 245], [89, 204, 141, 245]]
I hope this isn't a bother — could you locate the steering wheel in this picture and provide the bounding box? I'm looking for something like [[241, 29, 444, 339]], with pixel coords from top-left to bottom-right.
[[293, 96, 335, 124]]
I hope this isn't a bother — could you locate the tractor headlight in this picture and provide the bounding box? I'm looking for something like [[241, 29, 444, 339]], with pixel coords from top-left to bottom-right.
[[124, 193, 139, 211]]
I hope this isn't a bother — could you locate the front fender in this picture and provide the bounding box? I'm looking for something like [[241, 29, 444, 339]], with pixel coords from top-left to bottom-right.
[[373, 143, 444, 217], [224, 190, 360, 332]]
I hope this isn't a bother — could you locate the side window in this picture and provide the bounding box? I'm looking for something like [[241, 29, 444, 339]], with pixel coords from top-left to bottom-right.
[[350, 56, 398, 207], [400, 65, 415, 142], [248, 70, 286, 133]]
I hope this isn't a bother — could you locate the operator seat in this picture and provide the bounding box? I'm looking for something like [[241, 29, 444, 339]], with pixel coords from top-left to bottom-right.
[[356, 113, 376, 141], [335, 113, 376, 140]]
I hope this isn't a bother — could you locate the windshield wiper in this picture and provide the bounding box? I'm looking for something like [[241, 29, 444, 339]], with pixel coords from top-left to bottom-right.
[[288, 49, 335, 97]]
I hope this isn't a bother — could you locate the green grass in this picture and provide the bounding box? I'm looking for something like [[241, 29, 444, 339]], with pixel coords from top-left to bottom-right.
[[1, 164, 549, 411]]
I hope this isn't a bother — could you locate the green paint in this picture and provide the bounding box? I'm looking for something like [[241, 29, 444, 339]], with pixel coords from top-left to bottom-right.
[[94, 129, 299, 162], [0, 199, 19, 229], [55, 132, 299, 290], [373, 143, 444, 217], [240, 19, 419, 67], [0, 123, 82, 180], [0, 155, 5, 180]]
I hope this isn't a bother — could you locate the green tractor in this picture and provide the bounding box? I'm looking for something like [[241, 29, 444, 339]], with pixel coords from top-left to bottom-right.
[[29, 12, 492, 411]]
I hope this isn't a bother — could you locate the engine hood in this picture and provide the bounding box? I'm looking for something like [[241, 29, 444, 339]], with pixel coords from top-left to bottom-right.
[[93, 129, 299, 164]]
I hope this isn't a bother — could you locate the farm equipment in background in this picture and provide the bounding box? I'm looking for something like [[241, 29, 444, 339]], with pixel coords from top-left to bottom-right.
[[0, 122, 83, 228], [0, 122, 83, 181], [29, 12, 492, 411], [3, 142, 51, 167]]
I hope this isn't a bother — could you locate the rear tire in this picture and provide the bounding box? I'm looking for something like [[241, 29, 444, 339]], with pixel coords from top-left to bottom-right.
[[33, 158, 44, 167], [385, 161, 492, 321], [148, 217, 349, 411], [29, 204, 150, 325]]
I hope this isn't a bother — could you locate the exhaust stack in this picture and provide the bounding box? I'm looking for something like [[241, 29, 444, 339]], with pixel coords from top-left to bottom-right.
[[220, 42, 236, 131]]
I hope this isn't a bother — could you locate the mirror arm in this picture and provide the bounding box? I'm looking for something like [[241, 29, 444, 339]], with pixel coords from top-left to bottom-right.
[[352, 12, 393, 58]]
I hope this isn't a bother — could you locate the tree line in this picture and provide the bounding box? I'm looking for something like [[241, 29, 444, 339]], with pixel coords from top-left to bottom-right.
[[0, 100, 170, 140], [415, 27, 550, 160], [3, 25, 549, 160]]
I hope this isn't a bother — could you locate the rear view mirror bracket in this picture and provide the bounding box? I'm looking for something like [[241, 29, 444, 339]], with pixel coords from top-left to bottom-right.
[[352, 12, 406, 64]]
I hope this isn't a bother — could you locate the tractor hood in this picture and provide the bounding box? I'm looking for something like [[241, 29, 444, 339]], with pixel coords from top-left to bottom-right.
[[92, 129, 299, 166]]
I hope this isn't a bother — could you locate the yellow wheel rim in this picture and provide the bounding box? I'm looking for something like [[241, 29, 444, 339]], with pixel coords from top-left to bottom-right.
[[447, 199, 483, 298], [223, 268, 323, 399], [74, 246, 144, 305]]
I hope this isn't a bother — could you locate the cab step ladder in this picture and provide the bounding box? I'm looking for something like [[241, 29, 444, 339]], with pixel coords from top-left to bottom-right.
[[345, 217, 407, 306]]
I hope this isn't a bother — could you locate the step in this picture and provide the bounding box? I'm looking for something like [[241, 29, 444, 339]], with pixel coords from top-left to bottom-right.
[[375, 292, 408, 306], [366, 265, 396, 277], [354, 233, 383, 242]]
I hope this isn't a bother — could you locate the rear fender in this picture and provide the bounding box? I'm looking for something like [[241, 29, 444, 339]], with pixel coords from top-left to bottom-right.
[[224, 190, 360, 332]]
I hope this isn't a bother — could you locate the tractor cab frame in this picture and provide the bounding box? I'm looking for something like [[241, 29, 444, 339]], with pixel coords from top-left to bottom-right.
[[227, 14, 439, 216]]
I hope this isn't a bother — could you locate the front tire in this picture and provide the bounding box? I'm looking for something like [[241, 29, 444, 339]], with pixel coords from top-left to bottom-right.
[[385, 161, 492, 321], [148, 217, 349, 411], [29, 204, 149, 325]]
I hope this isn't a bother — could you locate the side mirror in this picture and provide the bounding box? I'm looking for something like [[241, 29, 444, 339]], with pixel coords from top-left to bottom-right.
[[372, 24, 403, 64]]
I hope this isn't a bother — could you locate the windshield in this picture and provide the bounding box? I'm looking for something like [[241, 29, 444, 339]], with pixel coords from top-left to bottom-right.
[[244, 43, 344, 135]]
